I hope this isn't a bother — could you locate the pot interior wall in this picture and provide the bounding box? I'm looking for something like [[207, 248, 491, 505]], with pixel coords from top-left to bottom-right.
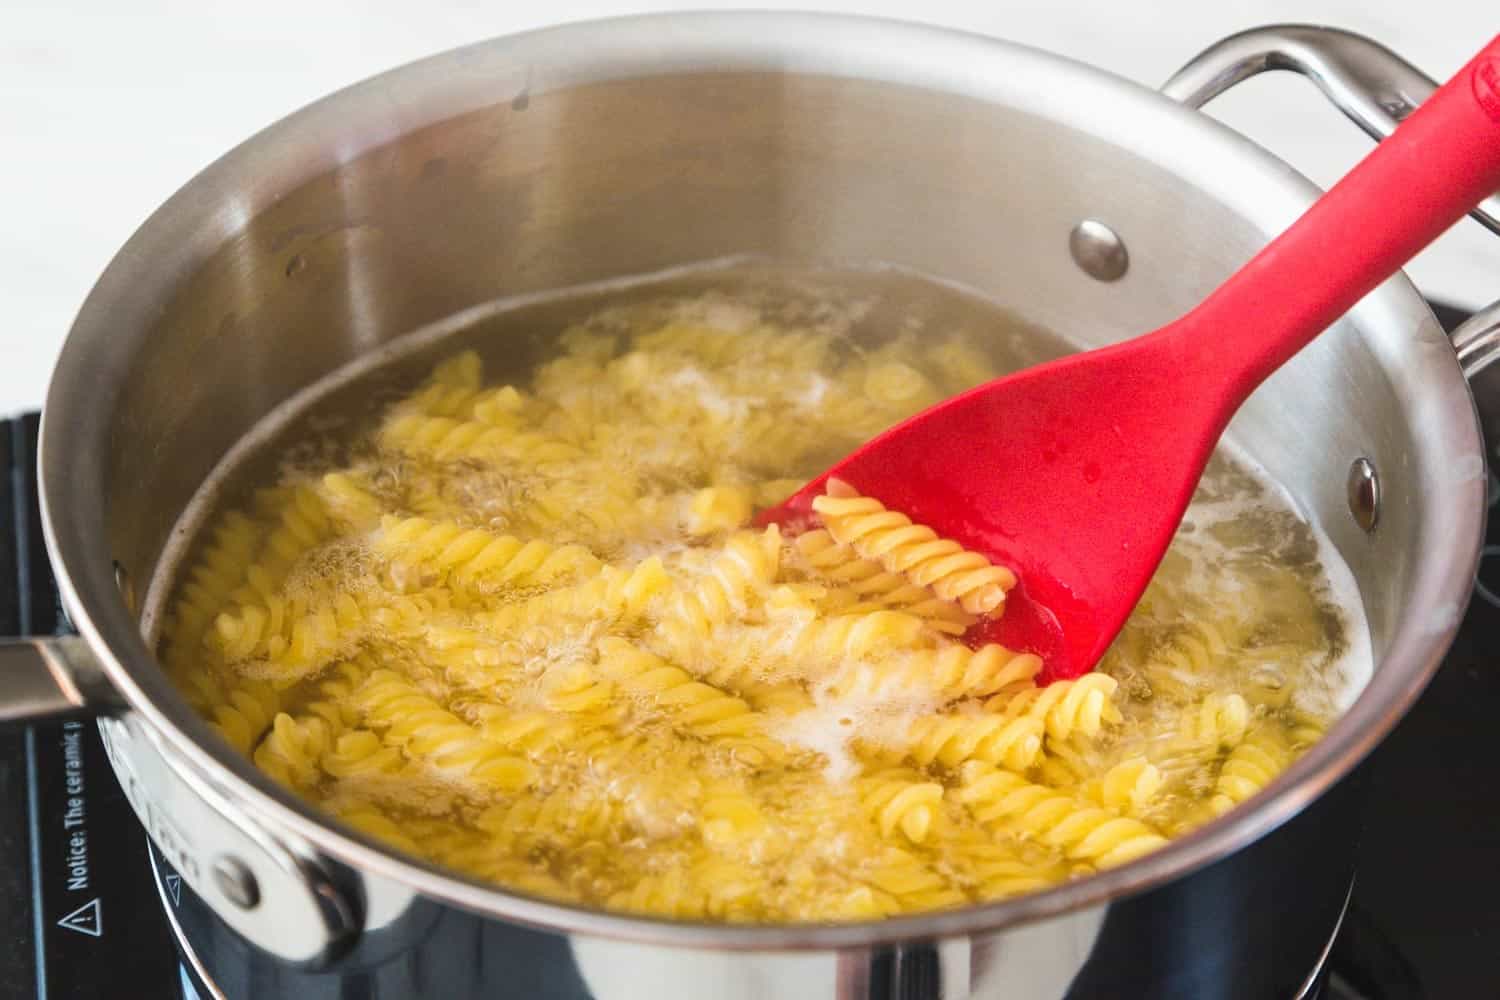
[[110, 70, 1413, 683]]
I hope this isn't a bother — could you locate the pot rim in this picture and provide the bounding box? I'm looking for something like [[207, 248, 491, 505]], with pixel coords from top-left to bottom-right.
[[38, 10, 1484, 950]]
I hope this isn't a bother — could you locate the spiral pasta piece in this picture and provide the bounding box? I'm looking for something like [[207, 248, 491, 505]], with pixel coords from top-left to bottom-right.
[[212, 587, 454, 680], [540, 663, 624, 719], [401, 817, 573, 900], [1181, 692, 1252, 750], [812, 480, 1016, 614], [593, 637, 776, 763], [945, 828, 1070, 900], [1150, 620, 1239, 682], [166, 511, 261, 670], [198, 488, 342, 668], [1083, 757, 1164, 816], [787, 610, 933, 662], [901, 712, 1045, 772], [475, 786, 616, 855], [317, 472, 385, 530], [378, 413, 583, 466], [303, 658, 373, 730], [213, 590, 367, 670], [365, 590, 454, 635], [398, 349, 485, 418], [356, 671, 533, 791], [827, 642, 1041, 702], [957, 763, 1167, 868], [985, 673, 1122, 742], [473, 557, 669, 637], [254, 713, 337, 791], [333, 804, 423, 855], [859, 847, 968, 911], [249, 485, 335, 592], [608, 868, 760, 921], [684, 486, 754, 536], [723, 677, 814, 715], [210, 595, 288, 661], [373, 516, 601, 593], [322, 729, 406, 779], [858, 769, 946, 843], [1286, 712, 1326, 751], [472, 705, 587, 758], [469, 384, 530, 426], [969, 854, 1061, 901], [1210, 725, 1291, 815], [701, 782, 770, 848], [655, 527, 781, 638], [662, 607, 936, 695], [1035, 736, 1094, 789], [207, 680, 282, 755], [793, 529, 975, 634]]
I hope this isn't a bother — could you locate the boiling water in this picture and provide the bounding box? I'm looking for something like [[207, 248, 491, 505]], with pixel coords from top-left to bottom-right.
[[149, 259, 1373, 921]]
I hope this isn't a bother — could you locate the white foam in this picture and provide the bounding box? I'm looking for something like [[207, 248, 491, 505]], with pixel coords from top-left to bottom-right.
[[666, 365, 756, 423], [767, 684, 939, 786], [1215, 441, 1374, 713], [793, 374, 831, 409], [769, 704, 862, 784]]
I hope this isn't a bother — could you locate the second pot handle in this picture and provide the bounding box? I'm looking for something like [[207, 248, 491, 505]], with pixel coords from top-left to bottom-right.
[[1456, 299, 1500, 376], [1161, 24, 1500, 235]]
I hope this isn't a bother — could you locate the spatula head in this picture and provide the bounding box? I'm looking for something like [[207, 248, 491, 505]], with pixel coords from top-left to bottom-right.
[[759, 334, 1227, 681], [762, 35, 1500, 680]]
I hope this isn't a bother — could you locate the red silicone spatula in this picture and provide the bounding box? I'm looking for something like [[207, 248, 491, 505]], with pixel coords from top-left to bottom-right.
[[759, 36, 1500, 683]]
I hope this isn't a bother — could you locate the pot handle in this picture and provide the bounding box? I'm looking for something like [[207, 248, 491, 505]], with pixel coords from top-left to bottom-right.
[[1162, 24, 1500, 379], [1454, 299, 1500, 379], [1454, 301, 1500, 453], [2, 407, 124, 725], [1160, 24, 1500, 236], [0, 635, 122, 725], [1, 411, 362, 966]]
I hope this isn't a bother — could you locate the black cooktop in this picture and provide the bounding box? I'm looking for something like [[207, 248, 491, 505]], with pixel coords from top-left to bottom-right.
[[1, 305, 1497, 1000], [1334, 303, 1500, 999]]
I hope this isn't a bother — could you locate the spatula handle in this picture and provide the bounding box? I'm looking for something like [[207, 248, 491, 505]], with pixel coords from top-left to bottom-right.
[[1176, 34, 1500, 403]]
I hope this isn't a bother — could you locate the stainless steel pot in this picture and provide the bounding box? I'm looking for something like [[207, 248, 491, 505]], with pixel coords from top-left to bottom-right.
[[5, 14, 1499, 999]]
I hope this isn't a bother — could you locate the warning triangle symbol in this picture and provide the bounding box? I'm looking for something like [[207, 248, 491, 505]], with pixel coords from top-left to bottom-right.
[[56, 897, 103, 938], [165, 873, 182, 906]]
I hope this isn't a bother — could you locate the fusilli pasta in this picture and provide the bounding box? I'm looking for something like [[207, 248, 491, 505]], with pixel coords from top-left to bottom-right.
[[812, 479, 1017, 614], [159, 281, 1348, 924]]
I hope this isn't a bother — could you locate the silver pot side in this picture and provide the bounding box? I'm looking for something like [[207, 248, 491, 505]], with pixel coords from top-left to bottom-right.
[[128, 697, 1363, 999], [9, 11, 1487, 994]]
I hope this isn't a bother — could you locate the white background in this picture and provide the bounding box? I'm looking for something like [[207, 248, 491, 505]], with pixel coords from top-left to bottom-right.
[[2, 1, 1496, 410]]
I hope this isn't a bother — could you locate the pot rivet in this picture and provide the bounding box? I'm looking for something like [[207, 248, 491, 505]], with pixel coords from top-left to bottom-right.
[[1347, 458, 1380, 533], [1069, 220, 1129, 282], [213, 856, 260, 910], [113, 561, 136, 615]]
